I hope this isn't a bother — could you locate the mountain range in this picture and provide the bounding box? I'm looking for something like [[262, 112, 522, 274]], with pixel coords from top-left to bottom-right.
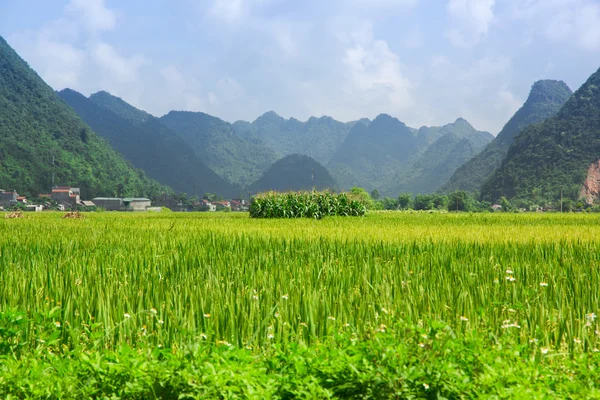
[[6, 32, 600, 204], [0, 35, 165, 199], [58, 89, 238, 198]]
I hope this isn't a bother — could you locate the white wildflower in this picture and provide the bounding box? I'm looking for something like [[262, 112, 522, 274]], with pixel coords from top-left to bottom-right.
[[586, 313, 597, 322]]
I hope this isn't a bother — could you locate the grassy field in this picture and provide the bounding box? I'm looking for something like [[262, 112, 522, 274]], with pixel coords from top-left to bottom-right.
[[1, 212, 600, 398]]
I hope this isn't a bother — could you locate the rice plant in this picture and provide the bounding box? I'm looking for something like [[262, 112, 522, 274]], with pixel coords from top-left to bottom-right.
[[1, 212, 599, 397]]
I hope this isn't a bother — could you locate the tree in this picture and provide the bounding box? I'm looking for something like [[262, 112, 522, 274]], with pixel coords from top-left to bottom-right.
[[397, 193, 412, 210], [203, 193, 217, 202], [500, 196, 514, 212], [447, 191, 475, 212], [350, 187, 376, 209], [380, 197, 398, 210], [370, 189, 381, 200]]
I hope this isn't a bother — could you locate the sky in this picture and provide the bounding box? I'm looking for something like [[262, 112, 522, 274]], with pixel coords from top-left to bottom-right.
[[2, 0, 600, 133]]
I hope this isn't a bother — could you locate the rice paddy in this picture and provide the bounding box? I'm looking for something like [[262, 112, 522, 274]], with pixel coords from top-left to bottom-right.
[[1, 212, 600, 398]]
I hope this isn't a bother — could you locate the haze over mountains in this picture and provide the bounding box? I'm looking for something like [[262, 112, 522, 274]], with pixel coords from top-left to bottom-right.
[[442, 80, 573, 193], [58, 89, 239, 198], [5, 31, 600, 206], [481, 67, 600, 204], [56, 77, 497, 197]]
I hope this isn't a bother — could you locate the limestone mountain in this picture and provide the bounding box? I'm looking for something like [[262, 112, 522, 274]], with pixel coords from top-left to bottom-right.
[[248, 154, 337, 193], [481, 68, 600, 203], [236, 111, 353, 165], [327, 115, 492, 194], [442, 80, 573, 193], [391, 118, 494, 194], [0, 35, 165, 199], [59, 89, 238, 198], [159, 111, 279, 187], [327, 114, 419, 192]]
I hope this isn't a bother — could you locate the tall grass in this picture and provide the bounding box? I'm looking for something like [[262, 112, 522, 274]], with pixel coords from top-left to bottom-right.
[[0, 212, 598, 354]]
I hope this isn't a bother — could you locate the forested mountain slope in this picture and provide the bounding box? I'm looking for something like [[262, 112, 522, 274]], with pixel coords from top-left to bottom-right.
[[442, 80, 572, 193], [60, 89, 238, 197], [0, 35, 165, 199], [481, 69, 600, 203]]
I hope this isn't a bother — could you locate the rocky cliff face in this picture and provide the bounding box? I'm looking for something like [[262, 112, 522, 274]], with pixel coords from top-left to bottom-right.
[[580, 160, 600, 204]]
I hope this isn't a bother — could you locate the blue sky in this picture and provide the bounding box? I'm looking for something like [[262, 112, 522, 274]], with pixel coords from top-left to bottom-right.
[[2, 0, 600, 133]]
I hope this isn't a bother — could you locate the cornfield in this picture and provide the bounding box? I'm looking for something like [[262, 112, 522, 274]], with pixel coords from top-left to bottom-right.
[[1, 212, 599, 397], [249, 190, 367, 218]]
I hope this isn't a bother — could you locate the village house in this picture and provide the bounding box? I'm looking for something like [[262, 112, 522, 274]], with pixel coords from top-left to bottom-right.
[[215, 201, 231, 210], [230, 199, 248, 211], [51, 186, 80, 208], [123, 198, 151, 211], [25, 204, 43, 212], [0, 190, 18, 208], [199, 199, 217, 212], [92, 197, 123, 211]]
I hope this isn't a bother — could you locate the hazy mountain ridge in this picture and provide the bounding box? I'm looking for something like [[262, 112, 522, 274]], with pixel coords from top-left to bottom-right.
[[248, 154, 337, 193], [234, 112, 353, 166], [159, 111, 280, 188], [481, 69, 600, 203], [328, 116, 492, 195], [391, 120, 493, 194], [59, 89, 239, 198], [442, 80, 573, 193]]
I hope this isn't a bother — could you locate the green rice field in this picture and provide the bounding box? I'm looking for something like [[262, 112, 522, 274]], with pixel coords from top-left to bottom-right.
[[1, 212, 600, 398]]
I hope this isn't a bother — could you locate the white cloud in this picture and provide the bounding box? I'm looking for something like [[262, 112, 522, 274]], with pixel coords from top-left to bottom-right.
[[426, 54, 520, 132], [66, 0, 117, 33], [510, 0, 600, 51], [8, 19, 85, 89], [92, 42, 147, 83], [343, 22, 414, 112], [445, 0, 495, 47]]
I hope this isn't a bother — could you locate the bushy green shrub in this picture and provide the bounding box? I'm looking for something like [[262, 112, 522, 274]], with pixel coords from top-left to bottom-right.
[[249, 190, 366, 219]]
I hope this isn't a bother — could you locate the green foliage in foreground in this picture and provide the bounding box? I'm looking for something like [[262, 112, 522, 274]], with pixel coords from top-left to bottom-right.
[[249, 190, 366, 218], [1, 310, 600, 399]]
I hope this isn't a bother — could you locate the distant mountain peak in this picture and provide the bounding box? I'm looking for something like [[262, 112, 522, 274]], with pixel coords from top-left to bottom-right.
[[526, 80, 573, 106], [249, 154, 337, 193], [443, 78, 572, 195], [89, 90, 153, 125]]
